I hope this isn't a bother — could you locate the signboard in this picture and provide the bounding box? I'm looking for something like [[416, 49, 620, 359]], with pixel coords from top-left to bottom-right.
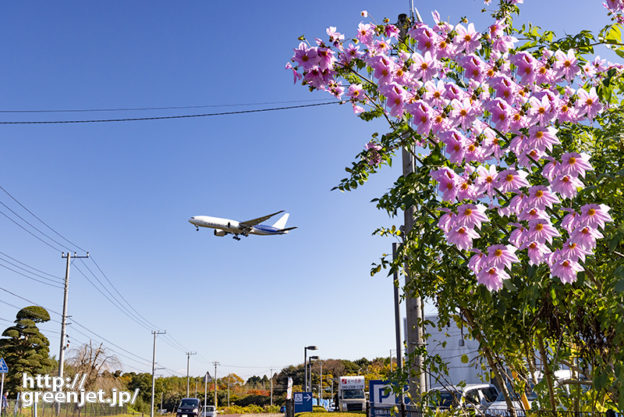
[[369, 380, 409, 417], [293, 392, 312, 413], [286, 377, 293, 400], [0, 358, 7, 374]]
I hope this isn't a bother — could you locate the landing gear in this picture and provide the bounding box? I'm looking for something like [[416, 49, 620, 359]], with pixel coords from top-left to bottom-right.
[[195, 226, 199, 231], [233, 235, 241, 241]]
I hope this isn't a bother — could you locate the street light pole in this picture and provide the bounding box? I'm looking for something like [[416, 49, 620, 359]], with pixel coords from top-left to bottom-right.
[[303, 346, 317, 392], [308, 356, 319, 399]]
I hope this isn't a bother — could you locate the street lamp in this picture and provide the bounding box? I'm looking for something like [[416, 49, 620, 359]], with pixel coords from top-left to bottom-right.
[[303, 346, 318, 392], [308, 355, 319, 397]]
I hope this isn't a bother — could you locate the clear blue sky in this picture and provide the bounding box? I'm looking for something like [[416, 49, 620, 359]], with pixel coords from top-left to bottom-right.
[[0, 0, 613, 380]]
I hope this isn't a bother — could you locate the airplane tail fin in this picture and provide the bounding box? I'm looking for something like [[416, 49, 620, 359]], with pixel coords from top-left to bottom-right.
[[272, 213, 289, 229]]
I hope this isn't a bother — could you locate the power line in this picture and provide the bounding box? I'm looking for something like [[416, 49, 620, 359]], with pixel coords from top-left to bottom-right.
[[0, 250, 63, 279], [0, 99, 332, 114], [0, 200, 72, 251], [0, 260, 64, 288], [0, 208, 61, 251], [0, 185, 87, 252], [0, 101, 341, 125]]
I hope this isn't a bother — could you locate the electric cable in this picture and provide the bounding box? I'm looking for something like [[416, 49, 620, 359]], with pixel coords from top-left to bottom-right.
[[0, 99, 332, 114], [0, 185, 87, 252], [0, 101, 341, 125], [0, 250, 63, 279], [0, 260, 64, 288]]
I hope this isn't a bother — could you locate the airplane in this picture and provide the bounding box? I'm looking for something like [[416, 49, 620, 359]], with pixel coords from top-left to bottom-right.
[[188, 210, 297, 240]]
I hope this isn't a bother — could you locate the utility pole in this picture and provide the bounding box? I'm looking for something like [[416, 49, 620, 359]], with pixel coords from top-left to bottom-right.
[[396, 8, 426, 401], [151, 331, 166, 417], [186, 352, 196, 397], [269, 369, 273, 407], [319, 362, 323, 402], [204, 371, 211, 411], [227, 379, 230, 407], [58, 252, 89, 381], [213, 362, 220, 408], [393, 243, 406, 417]]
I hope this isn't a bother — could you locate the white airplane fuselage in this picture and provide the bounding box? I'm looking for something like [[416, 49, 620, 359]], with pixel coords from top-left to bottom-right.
[[188, 216, 285, 236]]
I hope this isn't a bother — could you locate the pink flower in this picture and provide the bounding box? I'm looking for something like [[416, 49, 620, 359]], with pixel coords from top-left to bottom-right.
[[424, 80, 448, 107], [527, 95, 556, 126], [450, 98, 476, 130], [576, 87, 603, 120], [406, 100, 434, 136], [442, 130, 468, 164], [509, 224, 528, 247], [432, 167, 459, 202], [526, 186, 560, 210], [357, 22, 374, 45], [518, 207, 549, 222], [293, 43, 319, 70], [468, 250, 486, 274], [527, 220, 560, 244], [476, 165, 498, 196], [570, 226, 603, 250], [454, 23, 481, 54], [560, 152, 593, 178], [487, 244, 519, 270], [410, 51, 438, 81], [553, 49, 579, 81], [551, 259, 583, 284], [326, 26, 345, 44], [347, 84, 364, 100], [446, 226, 479, 251], [520, 241, 551, 266], [477, 266, 510, 292], [455, 204, 489, 229], [561, 210, 579, 233], [494, 169, 530, 193], [527, 126, 559, 153], [551, 174, 584, 199], [559, 240, 590, 263], [510, 52, 538, 84], [487, 98, 514, 131], [578, 204, 613, 229], [382, 83, 407, 117]]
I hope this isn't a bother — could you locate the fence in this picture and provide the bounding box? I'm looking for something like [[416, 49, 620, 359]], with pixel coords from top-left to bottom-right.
[[367, 404, 621, 417], [1, 400, 128, 417]]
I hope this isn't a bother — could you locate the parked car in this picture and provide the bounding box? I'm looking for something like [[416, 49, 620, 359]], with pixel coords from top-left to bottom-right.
[[200, 405, 217, 417], [177, 398, 202, 417], [280, 405, 286, 413], [428, 384, 499, 414]]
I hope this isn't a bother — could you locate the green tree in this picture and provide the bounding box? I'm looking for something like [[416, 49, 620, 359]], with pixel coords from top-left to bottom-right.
[[0, 306, 54, 395]]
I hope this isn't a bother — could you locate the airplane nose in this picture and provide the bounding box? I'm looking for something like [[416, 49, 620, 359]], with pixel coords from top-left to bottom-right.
[[188, 217, 195, 223]]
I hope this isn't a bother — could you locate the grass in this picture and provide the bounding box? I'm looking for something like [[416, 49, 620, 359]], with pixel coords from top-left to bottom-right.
[[295, 413, 365, 417]]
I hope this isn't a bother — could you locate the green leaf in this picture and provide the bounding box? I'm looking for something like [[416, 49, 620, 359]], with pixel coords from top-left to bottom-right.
[[460, 354, 469, 364]]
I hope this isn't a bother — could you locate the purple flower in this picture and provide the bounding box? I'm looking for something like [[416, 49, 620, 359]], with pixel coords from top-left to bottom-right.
[[447, 226, 479, 251], [494, 169, 530, 193], [477, 266, 509, 292], [578, 204, 613, 230], [551, 259, 583, 284]]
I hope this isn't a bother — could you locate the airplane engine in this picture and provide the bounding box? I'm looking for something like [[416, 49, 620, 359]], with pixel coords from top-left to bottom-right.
[[214, 230, 227, 237]]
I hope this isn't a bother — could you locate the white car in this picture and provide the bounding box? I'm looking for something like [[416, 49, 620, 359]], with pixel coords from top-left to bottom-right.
[[200, 406, 217, 417], [428, 384, 499, 413]]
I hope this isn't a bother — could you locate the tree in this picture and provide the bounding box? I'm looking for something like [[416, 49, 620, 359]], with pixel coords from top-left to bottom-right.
[[67, 341, 121, 391], [289, 0, 624, 412], [0, 306, 54, 395]]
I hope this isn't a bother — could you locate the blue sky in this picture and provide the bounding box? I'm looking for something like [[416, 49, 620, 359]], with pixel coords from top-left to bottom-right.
[[0, 0, 613, 380]]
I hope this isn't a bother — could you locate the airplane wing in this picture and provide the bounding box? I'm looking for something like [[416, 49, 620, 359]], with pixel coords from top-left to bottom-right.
[[239, 210, 284, 228]]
